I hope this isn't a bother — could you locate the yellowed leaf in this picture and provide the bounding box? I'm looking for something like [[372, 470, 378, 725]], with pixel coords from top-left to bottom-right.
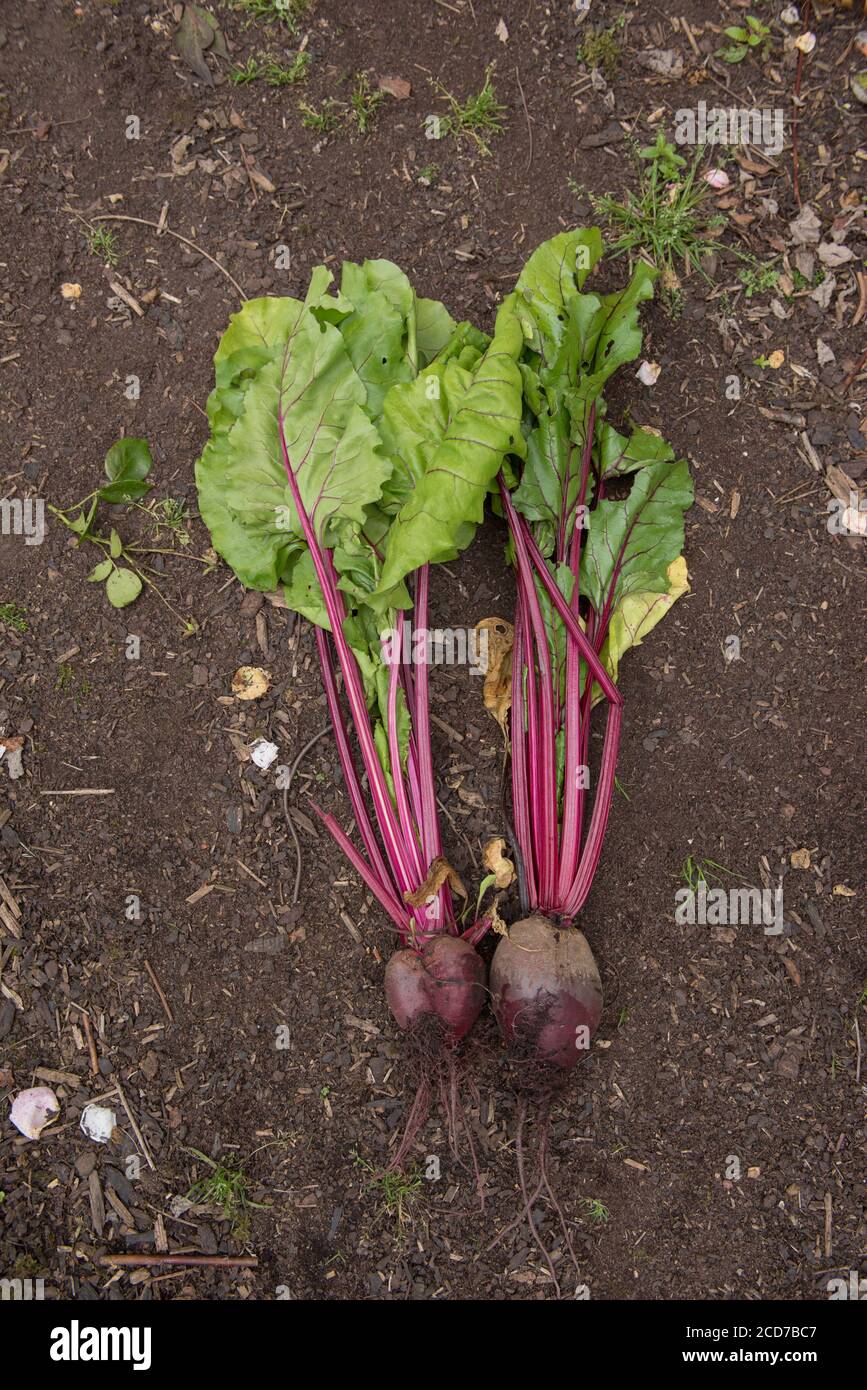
[[790, 847, 811, 870], [482, 836, 515, 889], [475, 616, 514, 734], [832, 883, 855, 897], [404, 856, 467, 907], [767, 349, 785, 369], [60, 282, 82, 300], [597, 556, 690, 693]]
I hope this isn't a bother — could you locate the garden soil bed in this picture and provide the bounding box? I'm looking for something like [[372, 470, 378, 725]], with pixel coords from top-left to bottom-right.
[[0, 0, 863, 1300]]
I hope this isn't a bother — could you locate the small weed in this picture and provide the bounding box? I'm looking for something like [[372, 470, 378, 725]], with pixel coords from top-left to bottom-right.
[[299, 99, 340, 133], [589, 139, 731, 309], [264, 50, 310, 85], [354, 1151, 422, 1226], [614, 775, 631, 802], [186, 1148, 269, 1241], [617, 1007, 629, 1027], [0, 602, 27, 633], [431, 64, 506, 156], [230, 57, 264, 85], [418, 163, 439, 186], [717, 15, 771, 65], [55, 664, 75, 694], [582, 1197, 610, 1224], [679, 855, 750, 892], [856, 981, 867, 1010], [349, 72, 383, 134], [86, 224, 119, 266], [235, 0, 310, 34], [146, 496, 191, 545], [55, 663, 91, 707], [639, 131, 685, 184], [578, 23, 623, 80], [739, 261, 780, 299]]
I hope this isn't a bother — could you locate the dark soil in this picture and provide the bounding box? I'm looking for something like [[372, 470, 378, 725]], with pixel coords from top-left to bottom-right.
[[0, 0, 864, 1302]]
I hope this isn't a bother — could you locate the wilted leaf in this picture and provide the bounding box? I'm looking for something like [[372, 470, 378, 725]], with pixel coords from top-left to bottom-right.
[[788, 205, 821, 246], [404, 856, 467, 907], [60, 282, 82, 300], [482, 836, 515, 889], [174, 3, 227, 84], [790, 848, 811, 870], [475, 616, 514, 734], [817, 241, 854, 268]]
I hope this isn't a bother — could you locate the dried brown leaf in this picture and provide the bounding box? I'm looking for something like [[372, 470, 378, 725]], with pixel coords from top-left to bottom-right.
[[404, 856, 468, 907]]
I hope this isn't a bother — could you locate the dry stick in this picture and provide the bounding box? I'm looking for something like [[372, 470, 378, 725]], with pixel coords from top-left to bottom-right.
[[113, 1075, 156, 1172], [144, 958, 174, 1024], [791, 0, 812, 207], [514, 66, 533, 173], [80, 1008, 100, 1077], [63, 208, 248, 302], [840, 345, 867, 394], [281, 726, 332, 903], [40, 788, 114, 796], [101, 1253, 258, 1269]]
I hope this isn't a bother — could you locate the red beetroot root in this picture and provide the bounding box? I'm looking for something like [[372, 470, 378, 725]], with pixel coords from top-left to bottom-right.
[[490, 914, 602, 1070], [385, 934, 486, 1044]]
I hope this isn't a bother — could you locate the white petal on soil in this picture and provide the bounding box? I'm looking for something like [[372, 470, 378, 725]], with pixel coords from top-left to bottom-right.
[[9, 1086, 59, 1139], [781, 4, 800, 23], [80, 1102, 117, 1144], [794, 32, 816, 56], [250, 738, 279, 771], [636, 360, 662, 386], [704, 168, 730, 191]]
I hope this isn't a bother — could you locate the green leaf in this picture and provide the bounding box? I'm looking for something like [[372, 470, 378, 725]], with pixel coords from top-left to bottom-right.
[[87, 558, 114, 582], [581, 458, 694, 616], [109, 528, 123, 558], [197, 307, 389, 593], [102, 438, 153, 503], [105, 567, 142, 608], [373, 292, 525, 606], [599, 556, 690, 687]]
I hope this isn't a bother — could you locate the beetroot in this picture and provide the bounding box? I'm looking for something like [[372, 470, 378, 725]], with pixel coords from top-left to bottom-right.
[[385, 934, 486, 1045], [490, 915, 602, 1070]]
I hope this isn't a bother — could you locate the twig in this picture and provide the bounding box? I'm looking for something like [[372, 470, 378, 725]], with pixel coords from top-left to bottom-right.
[[514, 66, 533, 173], [77, 1007, 100, 1076], [282, 727, 331, 903], [839, 346, 867, 394], [855, 1017, 862, 1086], [113, 1074, 157, 1172], [144, 958, 174, 1024], [100, 1253, 258, 1269], [63, 208, 247, 301], [791, 1, 812, 207], [40, 788, 115, 796]]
